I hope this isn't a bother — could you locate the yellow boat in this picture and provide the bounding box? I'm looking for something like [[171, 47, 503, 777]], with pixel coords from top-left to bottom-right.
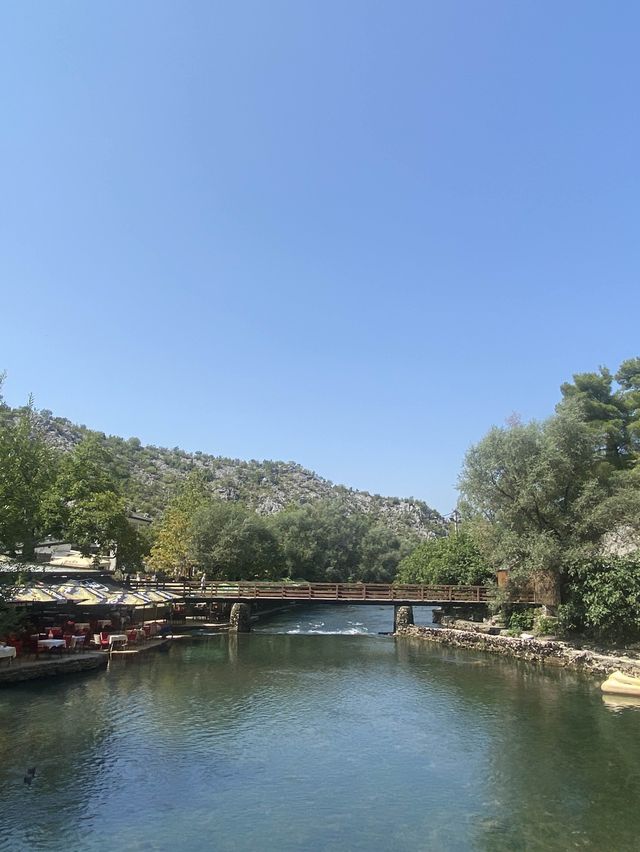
[[601, 670, 640, 696]]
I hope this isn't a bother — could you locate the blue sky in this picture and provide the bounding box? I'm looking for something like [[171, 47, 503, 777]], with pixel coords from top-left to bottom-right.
[[1, 2, 639, 513]]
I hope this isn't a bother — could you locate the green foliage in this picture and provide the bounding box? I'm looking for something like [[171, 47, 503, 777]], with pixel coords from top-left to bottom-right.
[[4, 405, 443, 538], [564, 556, 640, 644], [506, 609, 535, 636], [190, 501, 281, 580], [0, 576, 24, 639], [396, 529, 493, 586], [0, 399, 58, 557], [45, 436, 147, 566], [359, 523, 413, 582], [533, 615, 558, 637], [148, 472, 210, 576], [0, 382, 150, 569], [459, 356, 640, 642], [273, 500, 412, 583], [559, 359, 640, 468], [459, 402, 622, 581]]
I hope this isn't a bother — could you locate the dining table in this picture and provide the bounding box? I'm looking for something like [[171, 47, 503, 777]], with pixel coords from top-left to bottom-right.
[[108, 633, 128, 649], [37, 639, 67, 651], [0, 645, 17, 664]]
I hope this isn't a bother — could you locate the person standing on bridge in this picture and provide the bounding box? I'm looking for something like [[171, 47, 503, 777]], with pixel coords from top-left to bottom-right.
[[200, 572, 206, 592]]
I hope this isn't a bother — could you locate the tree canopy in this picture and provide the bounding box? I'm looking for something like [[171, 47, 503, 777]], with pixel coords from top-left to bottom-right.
[[0, 380, 148, 569], [459, 356, 640, 634], [0, 390, 57, 558], [396, 529, 492, 586]]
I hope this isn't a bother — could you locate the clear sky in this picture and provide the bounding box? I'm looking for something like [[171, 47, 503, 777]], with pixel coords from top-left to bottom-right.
[[1, 2, 639, 513]]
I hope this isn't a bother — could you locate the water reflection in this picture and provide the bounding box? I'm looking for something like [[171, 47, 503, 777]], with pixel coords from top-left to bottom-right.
[[2, 608, 640, 851]]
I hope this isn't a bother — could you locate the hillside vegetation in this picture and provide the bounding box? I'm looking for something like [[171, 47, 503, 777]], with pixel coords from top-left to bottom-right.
[[28, 408, 443, 539], [0, 388, 444, 585]]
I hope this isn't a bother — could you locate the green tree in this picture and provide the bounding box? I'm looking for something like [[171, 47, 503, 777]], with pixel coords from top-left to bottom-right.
[[615, 357, 640, 458], [358, 524, 410, 582], [272, 504, 329, 581], [0, 397, 57, 558], [190, 500, 281, 580], [148, 472, 210, 576], [564, 555, 640, 644], [458, 402, 618, 598], [46, 437, 123, 555], [43, 435, 149, 567], [396, 529, 493, 585], [558, 357, 640, 469], [272, 500, 369, 582]]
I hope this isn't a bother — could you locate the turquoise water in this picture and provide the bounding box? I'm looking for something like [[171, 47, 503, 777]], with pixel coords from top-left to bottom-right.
[[2, 605, 640, 851]]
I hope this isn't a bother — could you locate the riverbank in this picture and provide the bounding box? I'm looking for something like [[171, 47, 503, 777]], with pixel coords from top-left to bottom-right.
[[395, 624, 640, 678], [0, 651, 108, 684]]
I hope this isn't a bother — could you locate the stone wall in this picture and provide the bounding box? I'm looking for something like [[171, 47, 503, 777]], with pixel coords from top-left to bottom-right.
[[0, 653, 108, 685], [396, 625, 640, 678]]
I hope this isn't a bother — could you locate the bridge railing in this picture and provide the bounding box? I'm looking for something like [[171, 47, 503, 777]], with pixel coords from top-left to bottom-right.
[[127, 579, 537, 604]]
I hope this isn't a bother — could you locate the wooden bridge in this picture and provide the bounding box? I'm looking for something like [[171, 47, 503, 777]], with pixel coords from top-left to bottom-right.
[[128, 579, 538, 606]]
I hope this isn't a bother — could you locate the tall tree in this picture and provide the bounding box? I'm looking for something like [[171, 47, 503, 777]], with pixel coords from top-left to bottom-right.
[[147, 472, 210, 576], [44, 435, 148, 567], [615, 357, 640, 458], [358, 523, 409, 582], [0, 395, 57, 558], [558, 359, 640, 469], [272, 500, 369, 582], [190, 500, 281, 580], [458, 402, 618, 599]]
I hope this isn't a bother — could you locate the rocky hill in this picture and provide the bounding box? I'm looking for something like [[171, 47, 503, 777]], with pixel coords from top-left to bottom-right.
[[29, 408, 444, 540]]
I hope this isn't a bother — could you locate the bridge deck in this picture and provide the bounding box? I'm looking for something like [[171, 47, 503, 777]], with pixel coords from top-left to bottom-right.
[[129, 580, 538, 606]]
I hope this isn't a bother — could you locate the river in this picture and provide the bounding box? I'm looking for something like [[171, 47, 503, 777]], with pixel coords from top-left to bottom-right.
[[2, 605, 640, 851]]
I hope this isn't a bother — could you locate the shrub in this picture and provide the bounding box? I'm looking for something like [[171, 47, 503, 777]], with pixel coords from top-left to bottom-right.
[[567, 555, 640, 644], [506, 609, 535, 636]]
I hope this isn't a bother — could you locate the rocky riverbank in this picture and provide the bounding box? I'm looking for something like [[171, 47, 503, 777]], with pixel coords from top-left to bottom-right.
[[395, 624, 640, 678]]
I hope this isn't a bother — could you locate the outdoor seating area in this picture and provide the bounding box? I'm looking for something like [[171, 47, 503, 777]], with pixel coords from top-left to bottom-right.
[[1, 618, 169, 663], [1, 577, 178, 666]]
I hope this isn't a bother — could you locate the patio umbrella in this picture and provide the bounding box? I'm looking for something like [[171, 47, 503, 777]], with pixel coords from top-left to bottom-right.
[[137, 589, 179, 603], [101, 590, 153, 606], [9, 586, 68, 604], [52, 583, 107, 604]]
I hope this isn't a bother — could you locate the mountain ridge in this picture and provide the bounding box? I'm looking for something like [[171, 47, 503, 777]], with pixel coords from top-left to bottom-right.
[[21, 406, 444, 540]]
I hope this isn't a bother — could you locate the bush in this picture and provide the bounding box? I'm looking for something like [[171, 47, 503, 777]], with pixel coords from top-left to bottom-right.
[[567, 555, 640, 644], [533, 615, 558, 636], [506, 609, 535, 636]]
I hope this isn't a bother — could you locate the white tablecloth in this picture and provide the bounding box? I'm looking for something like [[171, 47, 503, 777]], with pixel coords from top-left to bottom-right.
[[38, 639, 67, 650], [109, 633, 128, 646], [0, 646, 16, 661]]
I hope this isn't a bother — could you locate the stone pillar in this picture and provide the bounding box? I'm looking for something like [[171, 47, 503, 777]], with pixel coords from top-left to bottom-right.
[[393, 605, 414, 632], [230, 602, 251, 633]]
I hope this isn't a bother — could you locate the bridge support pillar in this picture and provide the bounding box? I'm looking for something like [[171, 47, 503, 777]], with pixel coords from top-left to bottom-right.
[[230, 602, 251, 633], [393, 605, 414, 632]]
